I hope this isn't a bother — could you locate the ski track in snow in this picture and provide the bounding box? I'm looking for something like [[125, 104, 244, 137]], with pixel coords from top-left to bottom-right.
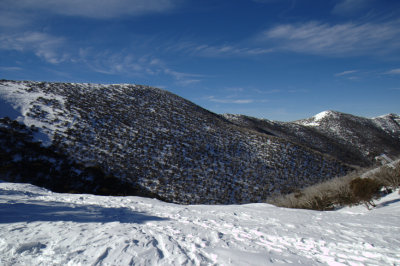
[[0, 181, 399, 265]]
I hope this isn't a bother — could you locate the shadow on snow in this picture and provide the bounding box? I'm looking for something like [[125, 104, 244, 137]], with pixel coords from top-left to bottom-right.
[[0, 200, 168, 224], [376, 198, 400, 208]]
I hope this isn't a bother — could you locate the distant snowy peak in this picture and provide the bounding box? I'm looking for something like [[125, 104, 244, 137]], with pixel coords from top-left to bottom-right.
[[296, 110, 400, 131], [373, 113, 400, 126], [304, 110, 400, 137], [314, 110, 337, 121], [373, 113, 400, 119], [295, 110, 342, 127], [224, 110, 400, 167], [372, 113, 400, 138]]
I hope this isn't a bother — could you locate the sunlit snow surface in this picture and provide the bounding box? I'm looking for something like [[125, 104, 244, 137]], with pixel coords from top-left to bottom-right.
[[0, 181, 399, 265], [297, 110, 337, 127], [314, 110, 332, 122]]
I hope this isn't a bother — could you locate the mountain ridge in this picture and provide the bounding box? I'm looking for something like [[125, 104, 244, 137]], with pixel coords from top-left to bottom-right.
[[224, 110, 400, 167], [1, 80, 398, 204]]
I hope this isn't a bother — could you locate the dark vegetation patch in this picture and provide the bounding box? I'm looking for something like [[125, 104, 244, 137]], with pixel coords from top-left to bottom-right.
[[0, 117, 162, 200]]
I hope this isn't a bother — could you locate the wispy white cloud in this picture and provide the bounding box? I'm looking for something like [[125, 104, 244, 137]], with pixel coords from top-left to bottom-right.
[[0, 12, 32, 28], [207, 96, 255, 104], [288, 89, 309, 93], [251, 0, 280, 3], [332, 0, 372, 15], [385, 68, 400, 75], [163, 68, 204, 86], [0, 32, 68, 64], [346, 76, 360, 80], [206, 94, 270, 104], [3, 0, 181, 19], [167, 41, 273, 58], [254, 89, 281, 94], [335, 70, 358, 76], [225, 87, 245, 92], [82, 51, 158, 76], [0, 66, 23, 71], [81, 50, 203, 86], [260, 20, 400, 56]]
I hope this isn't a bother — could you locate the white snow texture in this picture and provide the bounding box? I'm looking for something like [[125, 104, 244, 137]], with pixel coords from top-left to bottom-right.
[[0, 181, 399, 265]]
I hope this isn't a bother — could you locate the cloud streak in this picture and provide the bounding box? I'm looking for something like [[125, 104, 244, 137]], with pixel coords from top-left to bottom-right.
[[205, 95, 270, 104], [0, 32, 67, 64], [167, 41, 273, 58], [251, 0, 282, 3], [385, 68, 400, 75], [261, 20, 400, 56], [163, 68, 204, 86], [332, 0, 372, 15], [3, 0, 181, 19], [0, 12, 32, 28], [207, 96, 255, 104], [80, 49, 203, 86], [0, 66, 23, 71], [335, 70, 358, 76]]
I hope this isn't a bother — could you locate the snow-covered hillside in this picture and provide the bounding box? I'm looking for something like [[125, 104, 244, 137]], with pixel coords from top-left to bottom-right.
[[295, 111, 400, 161], [224, 111, 400, 167], [0, 80, 350, 204], [1, 181, 399, 265]]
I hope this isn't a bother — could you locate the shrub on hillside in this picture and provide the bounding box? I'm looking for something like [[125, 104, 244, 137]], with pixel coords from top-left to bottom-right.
[[266, 167, 391, 211], [349, 177, 382, 209], [267, 172, 358, 210], [371, 162, 400, 191]]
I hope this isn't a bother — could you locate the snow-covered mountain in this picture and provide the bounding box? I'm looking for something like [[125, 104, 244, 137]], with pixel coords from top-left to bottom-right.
[[1, 80, 398, 204], [0, 80, 353, 204], [1, 181, 399, 265], [224, 110, 400, 167]]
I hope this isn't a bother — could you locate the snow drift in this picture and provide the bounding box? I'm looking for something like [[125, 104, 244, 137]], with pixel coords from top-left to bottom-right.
[[0, 181, 399, 265]]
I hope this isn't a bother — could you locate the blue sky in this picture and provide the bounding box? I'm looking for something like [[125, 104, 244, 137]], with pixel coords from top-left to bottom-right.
[[1, 0, 399, 121]]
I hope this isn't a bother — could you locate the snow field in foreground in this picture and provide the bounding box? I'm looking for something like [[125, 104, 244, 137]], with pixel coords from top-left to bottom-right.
[[0, 181, 399, 265]]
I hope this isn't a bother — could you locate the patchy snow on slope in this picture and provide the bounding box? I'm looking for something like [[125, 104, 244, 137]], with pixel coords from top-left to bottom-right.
[[0, 81, 69, 145], [373, 114, 400, 140], [0, 181, 399, 265], [1, 80, 352, 204]]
